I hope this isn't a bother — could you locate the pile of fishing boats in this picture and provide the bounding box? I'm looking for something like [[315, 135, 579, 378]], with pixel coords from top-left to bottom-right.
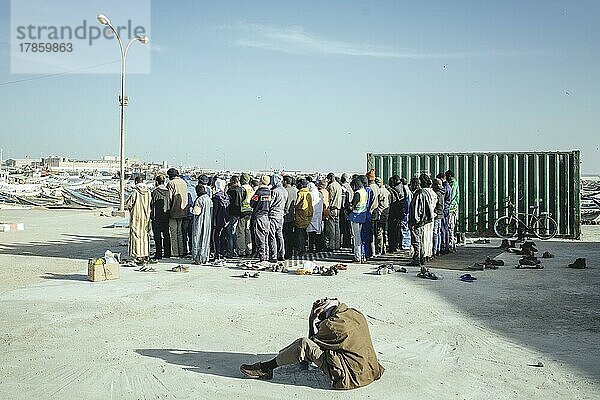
[[0, 174, 128, 209], [582, 178, 600, 225]]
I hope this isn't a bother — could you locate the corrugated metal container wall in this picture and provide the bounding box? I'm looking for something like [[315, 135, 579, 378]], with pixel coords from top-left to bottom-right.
[[367, 151, 581, 239]]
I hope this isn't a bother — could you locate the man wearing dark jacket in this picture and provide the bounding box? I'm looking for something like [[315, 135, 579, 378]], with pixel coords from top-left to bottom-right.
[[166, 168, 188, 257], [226, 175, 244, 257], [240, 299, 384, 390], [250, 175, 272, 261], [387, 175, 403, 253], [408, 174, 433, 266], [282, 176, 297, 258], [150, 175, 171, 259], [269, 175, 288, 261]]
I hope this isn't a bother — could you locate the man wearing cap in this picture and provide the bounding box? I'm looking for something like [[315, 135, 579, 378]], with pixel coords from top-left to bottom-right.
[[250, 175, 272, 262], [166, 168, 189, 257], [240, 298, 384, 390]]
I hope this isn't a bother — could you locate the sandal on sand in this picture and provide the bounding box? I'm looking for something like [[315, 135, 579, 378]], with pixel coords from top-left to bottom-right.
[[238, 261, 254, 270], [519, 258, 541, 266], [136, 266, 157, 272], [459, 273, 477, 282], [321, 266, 338, 276], [376, 266, 393, 275], [170, 265, 189, 273], [485, 257, 504, 266], [295, 268, 312, 275], [467, 263, 485, 271], [394, 266, 407, 273], [333, 263, 348, 270], [515, 264, 544, 269], [417, 266, 439, 280]]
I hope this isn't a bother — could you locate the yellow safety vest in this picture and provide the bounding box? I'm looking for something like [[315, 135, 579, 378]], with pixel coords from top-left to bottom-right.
[[354, 188, 368, 213], [241, 184, 254, 214]]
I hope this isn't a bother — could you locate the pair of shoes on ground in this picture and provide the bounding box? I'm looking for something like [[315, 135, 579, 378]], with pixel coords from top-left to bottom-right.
[[417, 266, 439, 280], [169, 265, 189, 272], [376, 265, 394, 275], [332, 263, 348, 270], [485, 256, 504, 267], [241, 271, 260, 278], [459, 273, 477, 282], [265, 262, 287, 272], [515, 256, 543, 269], [519, 256, 541, 266], [239, 261, 260, 270], [321, 266, 339, 276], [377, 264, 407, 274], [468, 256, 505, 271], [295, 268, 312, 275], [135, 265, 157, 272], [310, 265, 338, 276], [211, 259, 227, 267]]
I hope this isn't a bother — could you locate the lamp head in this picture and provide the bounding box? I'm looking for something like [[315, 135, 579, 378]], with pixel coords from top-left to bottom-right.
[[137, 35, 149, 44], [97, 14, 111, 25]]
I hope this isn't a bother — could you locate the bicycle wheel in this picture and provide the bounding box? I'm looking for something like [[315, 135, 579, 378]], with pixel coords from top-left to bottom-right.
[[533, 215, 558, 240], [494, 216, 517, 239]]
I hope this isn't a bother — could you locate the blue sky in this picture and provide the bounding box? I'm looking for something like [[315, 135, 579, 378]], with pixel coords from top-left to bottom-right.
[[0, 1, 599, 173]]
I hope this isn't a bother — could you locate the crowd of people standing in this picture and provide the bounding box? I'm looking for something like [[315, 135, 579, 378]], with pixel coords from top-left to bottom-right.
[[125, 167, 460, 267]]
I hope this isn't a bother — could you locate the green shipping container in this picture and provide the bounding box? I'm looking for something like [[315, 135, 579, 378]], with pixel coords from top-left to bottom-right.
[[367, 151, 581, 239]]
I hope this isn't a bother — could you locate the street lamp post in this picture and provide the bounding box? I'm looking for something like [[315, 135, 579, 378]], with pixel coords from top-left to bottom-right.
[[97, 13, 149, 214]]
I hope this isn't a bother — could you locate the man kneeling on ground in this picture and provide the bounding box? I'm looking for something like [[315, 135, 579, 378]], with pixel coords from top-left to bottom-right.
[[240, 298, 384, 390]]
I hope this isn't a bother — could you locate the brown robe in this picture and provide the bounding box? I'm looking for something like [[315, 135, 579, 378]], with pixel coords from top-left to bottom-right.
[[312, 303, 385, 390]]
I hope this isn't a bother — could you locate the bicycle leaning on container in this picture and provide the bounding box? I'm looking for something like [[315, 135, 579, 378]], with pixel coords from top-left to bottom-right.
[[493, 197, 558, 240]]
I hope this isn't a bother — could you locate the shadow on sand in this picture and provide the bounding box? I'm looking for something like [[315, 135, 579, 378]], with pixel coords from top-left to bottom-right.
[[135, 349, 330, 389], [40, 272, 89, 281], [0, 234, 125, 260]]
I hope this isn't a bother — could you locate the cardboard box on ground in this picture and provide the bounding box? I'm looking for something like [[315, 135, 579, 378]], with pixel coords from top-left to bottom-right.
[[87, 251, 121, 282]]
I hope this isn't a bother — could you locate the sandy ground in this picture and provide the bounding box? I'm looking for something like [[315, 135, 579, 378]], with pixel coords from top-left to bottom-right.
[[0, 209, 598, 400]]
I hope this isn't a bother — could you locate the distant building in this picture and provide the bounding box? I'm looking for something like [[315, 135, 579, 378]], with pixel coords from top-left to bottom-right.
[[43, 156, 125, 172], [5, 158, 43, 169]]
